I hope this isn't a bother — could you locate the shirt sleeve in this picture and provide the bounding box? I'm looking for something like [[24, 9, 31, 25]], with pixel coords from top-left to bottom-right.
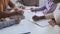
[[46, 4, 57, 14], [35, 5, 46, 11], [0, 19, 16, 29]]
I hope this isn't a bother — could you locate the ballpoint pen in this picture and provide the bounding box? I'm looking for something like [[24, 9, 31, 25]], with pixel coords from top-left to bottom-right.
[[21, 32, 31, 34]]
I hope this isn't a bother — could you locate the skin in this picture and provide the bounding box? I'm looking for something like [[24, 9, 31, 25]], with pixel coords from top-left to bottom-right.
[[30, 0, 60, 27], [0, 0, 24, 23]]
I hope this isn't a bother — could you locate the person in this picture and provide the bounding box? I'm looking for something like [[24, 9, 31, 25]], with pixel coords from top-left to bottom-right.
[[30, 0, 60, 27], [0, 0, 24, 29], [48, 1, 60, 27], [30, 0, 56, 21]]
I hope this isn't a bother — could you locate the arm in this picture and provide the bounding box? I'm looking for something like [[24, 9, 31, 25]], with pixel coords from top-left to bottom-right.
[[0, 2, 3, 12], [8, 0, 18, 10], [35, 5, 46, 11], [46, 4, 57, 14], [8, 0, 24, 15]]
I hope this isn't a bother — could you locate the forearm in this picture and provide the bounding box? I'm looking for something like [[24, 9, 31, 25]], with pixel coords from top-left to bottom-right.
[[0, 3, 3, 12], [9, 11, 17, 16], [0, 12, 9, 18], [45, 13, 53, 19], [0, 11, 18, 18], [9, 0, 18, 11]]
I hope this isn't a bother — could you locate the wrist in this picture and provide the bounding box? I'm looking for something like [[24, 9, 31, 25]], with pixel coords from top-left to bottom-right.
[[39, 16, 46, 19], [15, 8, 18, 11]]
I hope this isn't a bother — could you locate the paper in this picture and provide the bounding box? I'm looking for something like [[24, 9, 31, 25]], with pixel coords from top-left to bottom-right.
[[28, 18, 49, 27], [34, 11, 44, 16]]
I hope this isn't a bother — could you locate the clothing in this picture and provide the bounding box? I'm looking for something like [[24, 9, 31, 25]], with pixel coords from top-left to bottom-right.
[[0, 19, 16, 29], [0, 0, 20, 29], [35, 0, 57, 14], [45, 3, 60, 25], [54, 3, 60, 24]]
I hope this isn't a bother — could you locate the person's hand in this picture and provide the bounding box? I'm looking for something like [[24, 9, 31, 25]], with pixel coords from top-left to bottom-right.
[[21, 5, 25, 9], [17, 10, 24, 15], [15, 18, 22, 24], [14, 8, 24, 15], [0, 18, 5, 21], [30, 8, 35, 12], [32, 15, 45, 21], [48, 20, 56, 27], [32, 15, 40, 21], [15, 8, 19, 12]]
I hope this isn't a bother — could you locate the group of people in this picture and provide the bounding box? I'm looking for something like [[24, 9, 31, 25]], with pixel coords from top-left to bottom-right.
[[0, 0, 60, 29]]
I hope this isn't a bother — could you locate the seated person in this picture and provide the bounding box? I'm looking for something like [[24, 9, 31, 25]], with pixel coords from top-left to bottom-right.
[[0, 0, 24, 29], [49, 2, 60, 27], [30, 0, 60, 27], [16, 0, 25, 9]]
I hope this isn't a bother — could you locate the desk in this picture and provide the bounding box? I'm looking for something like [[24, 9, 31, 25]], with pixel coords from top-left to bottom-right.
[[0, 6, 60, 34]]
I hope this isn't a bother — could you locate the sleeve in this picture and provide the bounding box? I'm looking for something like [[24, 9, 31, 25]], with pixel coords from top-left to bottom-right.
[[0, 19, 16, 29], [46, 4, 57, 14], [35, 5, 46, 11], [0, 22, 4, 29]]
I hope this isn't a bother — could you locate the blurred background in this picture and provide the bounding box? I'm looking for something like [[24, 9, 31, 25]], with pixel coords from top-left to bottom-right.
[[11, 0, 47, 7]]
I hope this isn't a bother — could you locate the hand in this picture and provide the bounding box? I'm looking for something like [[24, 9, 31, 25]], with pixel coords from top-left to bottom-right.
[[21, 5, 25, 9], [14, 9, 24, 15], [15, 18, 22, 24], [30, 8, 35, 12], [15, 8, 19, 12], [32, 15, 40, 21], [32, 15, 45, 21], [0, 18, 5, 21], [48, 20, 56, 27], [17, 10, 24, 15]]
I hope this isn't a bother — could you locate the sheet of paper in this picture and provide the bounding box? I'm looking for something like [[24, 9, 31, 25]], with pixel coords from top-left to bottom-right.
[[27, 11, 48, 27], [35, 11, 44, 16], [29, 18, 49, 26]]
